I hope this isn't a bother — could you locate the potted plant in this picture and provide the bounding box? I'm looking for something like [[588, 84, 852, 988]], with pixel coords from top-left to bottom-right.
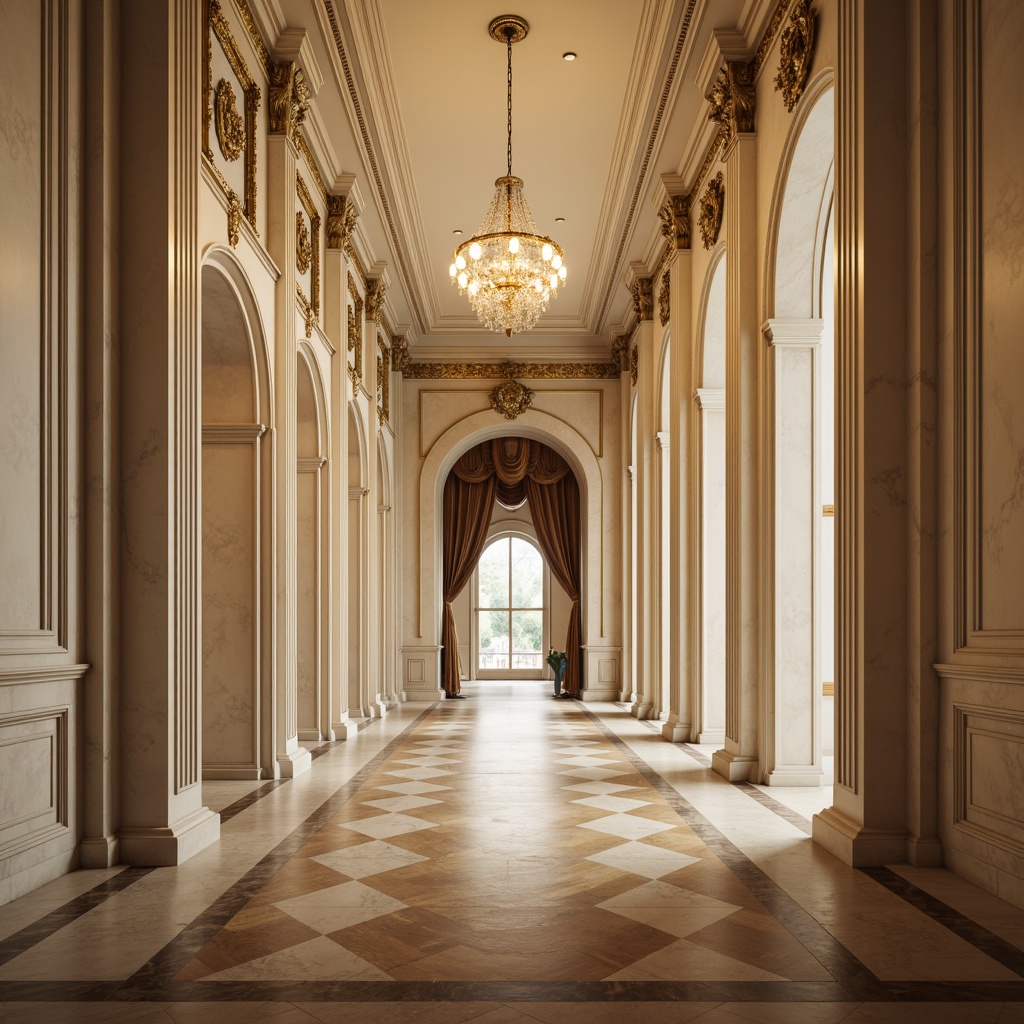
[[547, 647, 568, 698]]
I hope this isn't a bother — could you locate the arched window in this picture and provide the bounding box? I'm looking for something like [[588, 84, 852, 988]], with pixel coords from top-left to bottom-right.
[[475, 534, 547, 677]]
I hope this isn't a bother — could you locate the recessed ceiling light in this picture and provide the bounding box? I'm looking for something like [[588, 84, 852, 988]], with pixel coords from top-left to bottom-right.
[[453, 229, 463, 235], [555, 217, 565, 223], [562, 51, 577, 61]]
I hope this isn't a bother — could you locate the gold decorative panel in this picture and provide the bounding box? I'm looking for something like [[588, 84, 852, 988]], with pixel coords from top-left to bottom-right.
[[295, 174, 320, 338]]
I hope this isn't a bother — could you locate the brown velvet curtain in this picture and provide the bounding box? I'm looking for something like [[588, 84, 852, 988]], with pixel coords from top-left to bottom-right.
[[526, 473, 582, 697], [442, 472, 497, 696], [443, 437, 581, 696]]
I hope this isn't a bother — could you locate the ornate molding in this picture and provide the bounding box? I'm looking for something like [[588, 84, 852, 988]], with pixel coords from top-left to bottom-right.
[[631, 277, 654, 322], [377, 335, 390, 424], [699, 172, 725, 250], [365, 277, 387, 324], [630, 346, 639, 386], [658, 194, 690, 251], [391, 336, 410, 373], [230, 0, 269, 67], [752, 0, 794, 77], [326, 194, 358, 250], [295, 212, 312, 273], [401, 360, 620, 381], [708, 60, 756, 141], [659, 269, 671, 327], [490, 378, 534, 420], [295, 134, 328, 204], [205, 0, 260, 243], [774, 0, 816, 112], [295, 174, 320, 338], [347, 274, 363, 387], [269, 60, 311, 141], [214, 78, 245, 160]]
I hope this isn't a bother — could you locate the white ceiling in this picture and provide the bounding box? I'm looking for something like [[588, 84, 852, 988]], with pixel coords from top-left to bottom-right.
[[284, 0, 752, 360]]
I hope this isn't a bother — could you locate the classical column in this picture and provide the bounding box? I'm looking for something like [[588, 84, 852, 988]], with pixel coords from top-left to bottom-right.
[[711, 56, 760, 782], [695, 388, 726, 744], [324, 189, 358, 739], [267, 59, 310, 777], [629, 275, 656, 720], [117, 0, 220, 863], [659, 192, 695, 743], [761, 318, 825, 786], [813, 0, 916, 864], [654, 430, 671, 722]]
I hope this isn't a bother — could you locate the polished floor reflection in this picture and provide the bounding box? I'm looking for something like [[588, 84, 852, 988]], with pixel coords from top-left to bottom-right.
[[2, 682, 1024, 1022]]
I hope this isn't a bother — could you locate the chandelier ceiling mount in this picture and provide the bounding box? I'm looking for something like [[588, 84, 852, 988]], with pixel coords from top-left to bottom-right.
[[449, 14, 567, 338]]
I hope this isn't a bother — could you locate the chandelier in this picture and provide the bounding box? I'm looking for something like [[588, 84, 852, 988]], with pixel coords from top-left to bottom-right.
[[449, 15, 567, 337]]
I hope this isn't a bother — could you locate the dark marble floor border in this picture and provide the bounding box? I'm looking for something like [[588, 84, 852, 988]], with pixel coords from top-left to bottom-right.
[[0, 868, 154, 970], [114, 703, 438, 998]]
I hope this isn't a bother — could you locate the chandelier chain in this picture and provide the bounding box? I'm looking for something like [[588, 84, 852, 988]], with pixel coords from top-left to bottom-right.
[[506, 32, 513, 178]]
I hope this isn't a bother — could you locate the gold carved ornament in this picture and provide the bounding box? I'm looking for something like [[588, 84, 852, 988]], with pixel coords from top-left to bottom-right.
[[659, 269, 671, 327], [365, 278, 387, 324], [490, 378, 534, 421], [377, 336, 390, 424], [631, 277, 654, 322], [269, 61, 311, 141], [611, 334, 630, 371], [630, 346, 639, 386], [227, 194, 243, 248], [296, 213, 312, 274], [214, 78, 245, 160], [708, 61, 756, 141], [326, 194, 358, 250], [400, 360, 619, 380], [391, 336, 410, 373], [699, 172, 725, 250], [658, 195, 690, 252], [775, 0, 816, 113], [348, 275, 363, 388]]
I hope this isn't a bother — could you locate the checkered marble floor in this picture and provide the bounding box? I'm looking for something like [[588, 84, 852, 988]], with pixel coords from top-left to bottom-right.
[[169, 699, 837, 984]]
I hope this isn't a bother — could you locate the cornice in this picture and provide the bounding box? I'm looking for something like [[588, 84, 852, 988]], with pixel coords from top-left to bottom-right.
[[402, 361, 620, 381]]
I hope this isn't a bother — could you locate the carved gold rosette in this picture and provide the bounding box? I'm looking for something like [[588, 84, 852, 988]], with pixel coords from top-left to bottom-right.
[[490, 378, 534, 421], [699, 172, 725, 250], [214, 79, 245, 160], [775, 0, 816, 113]]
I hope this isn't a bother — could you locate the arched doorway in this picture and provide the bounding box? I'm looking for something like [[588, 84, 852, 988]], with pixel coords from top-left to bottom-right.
[[694, 248, 727, 745], [200, 256, 273, 779], [761, 76, 835, 785]]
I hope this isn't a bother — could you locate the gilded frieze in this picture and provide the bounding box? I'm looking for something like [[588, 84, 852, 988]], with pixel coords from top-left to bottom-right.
[[205, 0, 260, 245], [401, 361, 620, 381], [775, 0, 816, 112], [699, 172, 725, 250]]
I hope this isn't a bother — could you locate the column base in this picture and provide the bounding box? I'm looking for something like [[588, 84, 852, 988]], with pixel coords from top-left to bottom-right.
[[202, 763, 264, 781], [763, 766, 824, 787], [277, 746, 311, 779], [119, 807, 220, 867], [660, 717, 690, 743], [711, 748, 758, 782], [696, 729, 725, 744], [404, 686, 445, 702], [906, 835, 944, 867], [79, 834, 120, 869], [579, 684, 619, 702], [631, 702, 654, 720], [812, 806, 907, 866], [331, 719, 358, 740]]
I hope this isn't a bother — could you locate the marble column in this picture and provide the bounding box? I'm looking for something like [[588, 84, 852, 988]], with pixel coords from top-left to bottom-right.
[[654, 431, 671, 722], [630, 311, 656, 721], [663, 247, 695, 743], [116, 0, 219, 864], [761, 318, 824, 786], [695, 388, 726, 745], [813, 0, 913, 863], [712, 131, 760, 783], [323, 223, 353, 739], [267, 87, 309, 778]]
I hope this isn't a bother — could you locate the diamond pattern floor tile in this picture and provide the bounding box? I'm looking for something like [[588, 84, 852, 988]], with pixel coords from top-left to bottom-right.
[[578, 813, 674, 841], [586, 840, 701, 879], [376, 780, 451, 795], [275, 880, 407, 933], [572, 794, 652, 813], [209, 935, 393, 981], [339, 812, 440, 839], [360, 795, 443, 812]]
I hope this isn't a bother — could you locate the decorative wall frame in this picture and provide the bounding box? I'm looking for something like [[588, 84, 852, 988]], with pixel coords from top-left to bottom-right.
[[295, 174, 320, 338], [348, 274, 363, 387], [204, 0, 260, 245]]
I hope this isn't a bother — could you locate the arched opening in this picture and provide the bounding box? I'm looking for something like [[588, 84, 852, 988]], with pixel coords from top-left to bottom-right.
[[347, 402, 368, 717], [200, 257, 272, 779], [762, 77, 835, 786], [694, 250, 727, 745], [296, 349, 329, 743]]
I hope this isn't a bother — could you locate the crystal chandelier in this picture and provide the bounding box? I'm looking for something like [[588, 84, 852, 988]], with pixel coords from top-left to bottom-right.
[[449, 15, 567, 338]]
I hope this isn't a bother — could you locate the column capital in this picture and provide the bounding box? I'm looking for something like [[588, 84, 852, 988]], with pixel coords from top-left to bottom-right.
[[694, 387, 725, 411], [655, 431, 671, 451], [763, 317, 824, 347]]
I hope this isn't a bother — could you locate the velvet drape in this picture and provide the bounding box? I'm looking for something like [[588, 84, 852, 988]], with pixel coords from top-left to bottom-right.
[[441, 471, 497, 696], [442, 437, 582, 697]]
